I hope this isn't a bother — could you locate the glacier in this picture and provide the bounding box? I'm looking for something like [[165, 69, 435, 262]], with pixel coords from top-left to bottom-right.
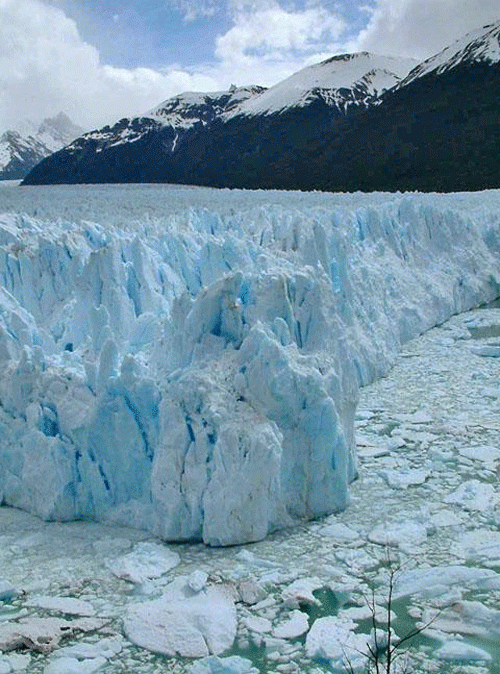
[[0, 185, 499, 546]]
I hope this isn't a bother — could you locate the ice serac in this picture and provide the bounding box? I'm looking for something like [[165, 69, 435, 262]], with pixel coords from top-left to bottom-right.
[[0, 193, 499, 545]]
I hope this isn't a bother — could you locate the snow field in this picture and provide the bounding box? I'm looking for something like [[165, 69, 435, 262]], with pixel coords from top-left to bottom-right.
[[0, 186, 499, 546]]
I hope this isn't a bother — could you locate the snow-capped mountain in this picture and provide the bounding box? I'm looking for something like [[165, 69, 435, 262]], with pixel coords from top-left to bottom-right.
[[24, 53, 415, 186], [0, 112, 83, 180], [66, 85, 266, 156], [65, 54, 414, 155], [234, 52, 417, 117], [23, 20, 500, 191], [399, 19, 500, 87]]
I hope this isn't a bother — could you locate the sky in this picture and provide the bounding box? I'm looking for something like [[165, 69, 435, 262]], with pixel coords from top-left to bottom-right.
[[0, 0, 499, 132]]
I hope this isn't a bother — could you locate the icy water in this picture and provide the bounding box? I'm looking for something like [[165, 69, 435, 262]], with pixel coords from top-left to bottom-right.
[[1, 305, 500, 673]]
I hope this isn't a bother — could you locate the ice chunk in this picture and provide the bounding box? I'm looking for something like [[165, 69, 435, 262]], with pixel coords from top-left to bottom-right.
[[444, 480, 499, 511], [43, 657, 107, 674], [123, 585, 237, 657], [457, 444, 500, 468], [452, 530, 500, 565], [0, 580, 18, 602], [108, 542, 180, 584], [25, 596, 95, 616], [188, 570, 208, 592], [242, 616, 272, 634], [368, 521, 428, 549], [189, 656, 259, 674], [423, 600, 500, 639], [379, 468, 430, 489], [305, 616, 369, 671], [319, 522, 360, 542], [0, 617, 108, 653], [236, 579, 267, 605], [435, 640, 491, 661], [53, 638, 123, 660], [272, 610, 309, 639], [281, 578, 323, 608], [394, 566, 500, 599]]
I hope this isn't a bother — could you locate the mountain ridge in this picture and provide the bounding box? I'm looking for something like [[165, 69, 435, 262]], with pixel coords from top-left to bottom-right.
[[22, 20, 500, 192]]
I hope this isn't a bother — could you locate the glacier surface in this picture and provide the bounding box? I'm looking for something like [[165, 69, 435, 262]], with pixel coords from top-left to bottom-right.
[[0, 185, 499, 545]]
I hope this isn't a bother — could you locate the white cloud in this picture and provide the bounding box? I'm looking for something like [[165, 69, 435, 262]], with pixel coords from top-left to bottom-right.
[[0, 0, 350, 131], [216, 3, 345, 63], [212, 2, 346, 85], [7, 0, 495, 134], [351, 0, 500, 60], [0, 0, 217, 131]]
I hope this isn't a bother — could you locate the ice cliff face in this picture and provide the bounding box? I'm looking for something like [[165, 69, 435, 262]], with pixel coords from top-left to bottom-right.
[[0, 192, 499, 545]]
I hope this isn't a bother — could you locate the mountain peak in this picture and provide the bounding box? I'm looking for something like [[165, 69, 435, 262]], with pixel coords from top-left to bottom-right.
[[400, 20, 500, 87], [0, 112, 84, 180], [234, 52, 418, 117]]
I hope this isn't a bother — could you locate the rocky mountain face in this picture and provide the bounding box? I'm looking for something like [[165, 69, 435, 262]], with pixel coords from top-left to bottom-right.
[[0, 113, 83, 180], [23, 21, 500, 192]]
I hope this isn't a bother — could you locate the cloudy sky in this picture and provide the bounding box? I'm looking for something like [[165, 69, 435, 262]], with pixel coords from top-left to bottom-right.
[[0, 0, 498, 131]]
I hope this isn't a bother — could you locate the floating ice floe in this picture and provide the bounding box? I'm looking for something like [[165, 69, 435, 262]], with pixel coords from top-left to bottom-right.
[[272, 610, 309, 639], [107, 541, 180, 583], [281, 578, 323, 608], [368, 521, 428, 549], [457, 444, 500, 468], [25, 596, 95, 617], [305, 616, 369, 671], [378, 467, 430, 489], [444, 479, 499, 511], [319, 521, 360, 542], [42, 638, 123, 674], [452, 529, 500, 566], [236, 579, 267, 605], [189, 655, 259, 674], [393, 566, 500, 599], [422, 600, 500, 639], [0, 617, 109, 653], [435, 639, 491, 662], [241, 616, 272, 635], [123, 580, 237, 657], [43, 657, 107, 674]]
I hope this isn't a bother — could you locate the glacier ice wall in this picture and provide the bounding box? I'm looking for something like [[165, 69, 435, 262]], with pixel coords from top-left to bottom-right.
[[0, 194, 499, 545]]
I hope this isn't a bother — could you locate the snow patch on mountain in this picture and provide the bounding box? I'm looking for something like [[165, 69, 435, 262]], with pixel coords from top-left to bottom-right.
[[148, 85, 267, 128], [0, 188, 499, 545], [235, 53, 418, 117]]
